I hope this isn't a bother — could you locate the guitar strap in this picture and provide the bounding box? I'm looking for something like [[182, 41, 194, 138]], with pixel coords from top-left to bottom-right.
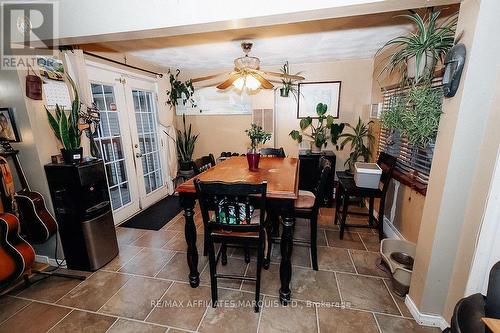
[[0, 157, 17, 215]]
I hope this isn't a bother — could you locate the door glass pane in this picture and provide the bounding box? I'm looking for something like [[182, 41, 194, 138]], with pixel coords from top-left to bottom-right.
[[91, 83, 132, 210], [133, 89, 163, 194]]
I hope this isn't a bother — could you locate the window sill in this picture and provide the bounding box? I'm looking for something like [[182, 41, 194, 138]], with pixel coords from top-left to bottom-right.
[[392, 169, 427, 196]]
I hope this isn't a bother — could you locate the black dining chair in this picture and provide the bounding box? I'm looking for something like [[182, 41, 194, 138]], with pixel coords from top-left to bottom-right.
[[334, 152, 397, 241], [293, 157, 331, 270], [193, 154, 216, 174], [194, 179, 268, 312], [259, 147, 286, 157]]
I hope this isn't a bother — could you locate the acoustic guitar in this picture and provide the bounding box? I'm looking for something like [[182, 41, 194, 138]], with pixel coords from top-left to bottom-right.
[[0, 150, 58, 244], [0, 213, 35, 291]]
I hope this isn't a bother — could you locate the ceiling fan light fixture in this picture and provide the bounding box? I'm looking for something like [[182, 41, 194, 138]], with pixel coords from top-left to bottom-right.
[[246, 75, 261, 90], [233, 76, 245, 90]]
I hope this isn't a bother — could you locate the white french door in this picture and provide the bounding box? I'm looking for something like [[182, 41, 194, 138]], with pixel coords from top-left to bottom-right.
[[87, 63, 168, 224]]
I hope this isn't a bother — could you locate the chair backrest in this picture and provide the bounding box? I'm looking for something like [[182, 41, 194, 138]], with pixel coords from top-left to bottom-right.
[[377, 152, 397, 193], [260, 147, 286, 157], [312, 158, 332, 210], [486, 260, 500, 318], [193, 154, 216, 174], [194, 179, 267, 233]]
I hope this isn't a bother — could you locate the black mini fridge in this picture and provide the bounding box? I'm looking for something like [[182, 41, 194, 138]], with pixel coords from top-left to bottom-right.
[[45, 159, 118, 271]]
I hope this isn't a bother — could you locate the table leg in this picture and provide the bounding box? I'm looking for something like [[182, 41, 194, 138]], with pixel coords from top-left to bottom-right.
[[179, 194, 199, 288], [279, 202, 294, 305]]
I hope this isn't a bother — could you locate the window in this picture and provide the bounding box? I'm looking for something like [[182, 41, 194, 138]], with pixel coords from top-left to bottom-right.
[[377, 77, 443, 195], [252, 108, 274, 137]]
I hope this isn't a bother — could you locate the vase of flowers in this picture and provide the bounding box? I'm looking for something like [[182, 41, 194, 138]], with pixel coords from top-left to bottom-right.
[[245, 123, 271, 171]]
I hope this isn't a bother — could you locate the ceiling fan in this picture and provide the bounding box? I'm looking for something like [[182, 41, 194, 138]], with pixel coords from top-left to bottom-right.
[[191, 42, 305, 91]]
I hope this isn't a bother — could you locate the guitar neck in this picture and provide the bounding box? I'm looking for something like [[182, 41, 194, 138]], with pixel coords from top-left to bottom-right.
[[12, 154, 30, 192]]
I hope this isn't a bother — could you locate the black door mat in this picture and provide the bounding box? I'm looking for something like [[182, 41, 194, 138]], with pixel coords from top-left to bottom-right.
[[119, 195, 182, 231]]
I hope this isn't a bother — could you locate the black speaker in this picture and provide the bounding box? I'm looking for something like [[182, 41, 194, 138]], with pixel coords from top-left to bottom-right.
[[45, 159, 118, 271]]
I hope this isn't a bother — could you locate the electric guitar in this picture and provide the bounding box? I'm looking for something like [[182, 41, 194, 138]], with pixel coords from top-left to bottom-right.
[[0, 149, 58, 244], [0, 213, 35, 291]]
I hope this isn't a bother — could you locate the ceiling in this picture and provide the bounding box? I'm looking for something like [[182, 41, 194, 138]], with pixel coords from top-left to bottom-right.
[[81, 6, 459, 71]]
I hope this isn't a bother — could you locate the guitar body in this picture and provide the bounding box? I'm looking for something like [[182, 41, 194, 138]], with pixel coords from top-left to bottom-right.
[[15, 190, 58, 244], [0, 213, 35, 290]]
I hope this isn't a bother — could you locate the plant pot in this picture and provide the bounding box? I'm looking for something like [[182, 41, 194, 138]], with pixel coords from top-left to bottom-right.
[[246, 152, 260, 171], [280, 87, 289, 97], [60, 147, 83, 165], [406, 53, 436, 80], [310, 143, 322, 154], [179, 160, 194, 171]]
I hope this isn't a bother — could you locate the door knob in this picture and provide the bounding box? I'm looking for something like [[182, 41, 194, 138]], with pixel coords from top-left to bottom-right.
[[136, 152, 142, 158]]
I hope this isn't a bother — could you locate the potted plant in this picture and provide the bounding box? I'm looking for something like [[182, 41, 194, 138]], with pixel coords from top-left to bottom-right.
[[46, 76, 83, 164], [377, 10, 457, 82], [174, 114, 199, 171], [166, 69, 196, 108], [245, 123, 271, 171], [289, 103, 344, 153], [338, 117, 375, 173], [277, 61, 303, 99]]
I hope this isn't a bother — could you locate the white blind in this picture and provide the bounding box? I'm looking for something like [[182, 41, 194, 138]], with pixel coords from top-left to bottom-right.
[[252, 108, 274, 135], [378, 78, 443, 186]]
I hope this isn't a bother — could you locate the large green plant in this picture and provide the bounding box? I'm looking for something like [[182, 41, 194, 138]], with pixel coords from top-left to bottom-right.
[[175, 114, 199, 162], [289, 103, 344, 148], [377, 10, 457, 82], [245, 123, 271, 153], [166, 69, 196, 108], [277, 61, 302, 100], [383, 83, 442, 148], [46, 76, 81, 150], [338, 117, 374, 171]]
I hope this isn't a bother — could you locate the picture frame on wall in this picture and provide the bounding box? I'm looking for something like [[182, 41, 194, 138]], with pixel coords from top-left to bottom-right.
[[0, 108, 21, 142], [370, 102, 383, 119], [297, 81, 341, 118]]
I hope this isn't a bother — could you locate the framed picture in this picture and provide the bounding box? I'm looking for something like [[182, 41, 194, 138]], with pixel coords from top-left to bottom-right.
[[370, 103, 383, 119], [0, 108, 21, 142], [297, 81, 341, 118]]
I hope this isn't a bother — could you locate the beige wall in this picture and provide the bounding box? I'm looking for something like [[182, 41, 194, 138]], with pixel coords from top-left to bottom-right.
[[408, 0, 500, 321], [176, 59, 374, 171]]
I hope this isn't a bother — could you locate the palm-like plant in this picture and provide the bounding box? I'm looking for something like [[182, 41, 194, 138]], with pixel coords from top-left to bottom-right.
[[377, 10, 457, 82], [46, 75, 81, 150], [339, 117, 375, 172]]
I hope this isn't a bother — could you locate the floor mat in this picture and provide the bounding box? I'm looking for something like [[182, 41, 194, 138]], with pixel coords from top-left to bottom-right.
[[119, 195, 182, 230]]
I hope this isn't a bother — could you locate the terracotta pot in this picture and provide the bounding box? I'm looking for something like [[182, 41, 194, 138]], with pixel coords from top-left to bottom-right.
[[246, 152, 260, 171]]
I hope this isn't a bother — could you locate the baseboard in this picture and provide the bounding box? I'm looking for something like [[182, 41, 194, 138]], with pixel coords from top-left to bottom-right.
[[405, 295, 449, 330], [35, 255, 66, 268]]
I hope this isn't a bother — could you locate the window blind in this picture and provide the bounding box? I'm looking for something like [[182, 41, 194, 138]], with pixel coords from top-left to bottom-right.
[[378, 77, 443, 189]]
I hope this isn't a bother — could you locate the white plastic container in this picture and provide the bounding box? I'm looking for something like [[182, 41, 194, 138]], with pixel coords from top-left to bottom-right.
[[354, 162, 382, 189]]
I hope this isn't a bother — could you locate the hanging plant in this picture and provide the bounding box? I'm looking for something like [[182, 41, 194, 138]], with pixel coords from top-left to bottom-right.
[[380, 82, 443, 149], [166, 69, 196, 108], [276, 61, 303, 100]]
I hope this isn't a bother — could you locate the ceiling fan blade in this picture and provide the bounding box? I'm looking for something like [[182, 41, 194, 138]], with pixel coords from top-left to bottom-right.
[[216, 73, 241, 90], [191, 72, 227, 83], [261, 70, 305, 81], [250, 73, 274, 89]]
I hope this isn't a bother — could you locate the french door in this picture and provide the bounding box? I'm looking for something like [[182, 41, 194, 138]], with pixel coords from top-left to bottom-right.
[[87, 63, 167, 224]]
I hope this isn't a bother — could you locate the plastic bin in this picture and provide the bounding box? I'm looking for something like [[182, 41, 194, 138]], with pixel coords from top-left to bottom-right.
[[354, 162, 382, 189]]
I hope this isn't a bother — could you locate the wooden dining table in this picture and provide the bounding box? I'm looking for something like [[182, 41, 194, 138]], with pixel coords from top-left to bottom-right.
[[176, 156, 299, 304]]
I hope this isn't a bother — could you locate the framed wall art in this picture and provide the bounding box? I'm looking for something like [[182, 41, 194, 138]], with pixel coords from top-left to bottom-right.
[[297, 81, 341, 118]]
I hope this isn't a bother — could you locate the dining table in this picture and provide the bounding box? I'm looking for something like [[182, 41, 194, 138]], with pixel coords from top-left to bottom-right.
[[176, 156, 299, 304]]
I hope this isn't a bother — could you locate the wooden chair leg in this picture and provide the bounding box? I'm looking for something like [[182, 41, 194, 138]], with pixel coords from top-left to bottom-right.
[[204, 232, 209, 256], [221, 243, 228, 265], [378, 198, 386, 241], [334, 185, 343, 225], [208, 238, 218, 307], [368, 197, 375, 226], [264, 224, 271, 270], [244, 247, 251, 264], [255, 236, 264, 313], [310, 215, 318, 271], [339, 193, 349, 240]]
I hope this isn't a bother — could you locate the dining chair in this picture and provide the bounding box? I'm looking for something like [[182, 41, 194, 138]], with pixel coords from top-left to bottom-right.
[[194, 179, 268, 312], [193, 154, 216, 174], [293, 157, 331, 270], [334, 152, 397, 240], [259, 147, 286, 157]]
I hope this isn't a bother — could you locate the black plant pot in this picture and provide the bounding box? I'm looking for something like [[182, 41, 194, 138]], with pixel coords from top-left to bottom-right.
[[280, 87, 290, 97], [179, 160, 194, 171], [61, 147, 83, 165]]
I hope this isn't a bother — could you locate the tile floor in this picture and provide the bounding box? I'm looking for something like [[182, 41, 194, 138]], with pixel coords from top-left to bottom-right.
[[0, 207, 440, 333]]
